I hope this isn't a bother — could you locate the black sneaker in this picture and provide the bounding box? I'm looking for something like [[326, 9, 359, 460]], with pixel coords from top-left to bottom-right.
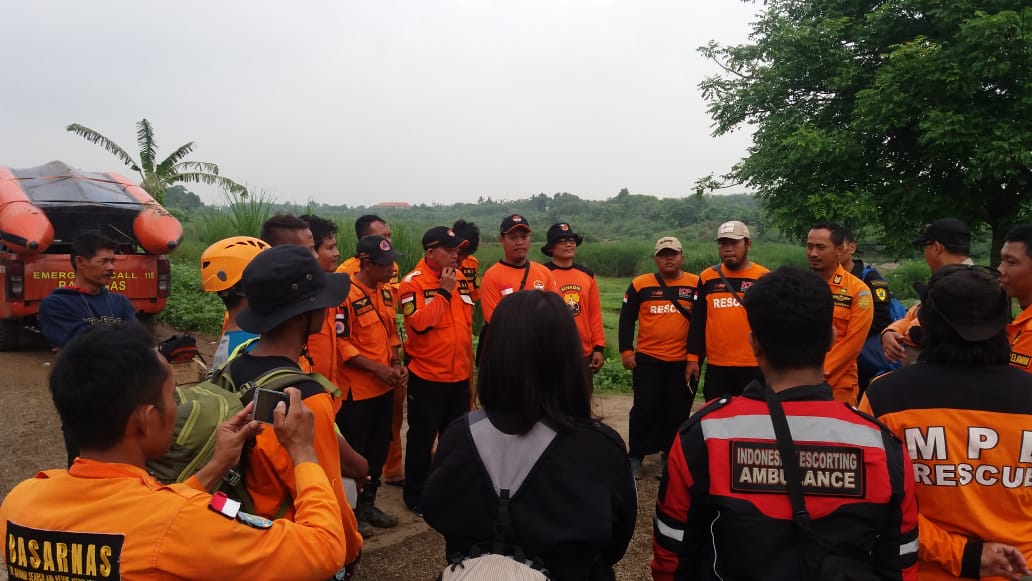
[[361, 504, 399, 528], [356, 518, 375, 539]]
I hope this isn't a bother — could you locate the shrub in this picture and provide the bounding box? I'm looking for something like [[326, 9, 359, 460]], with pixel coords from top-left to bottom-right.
[[159, 261, 227, 336], [593, 358, 632, 394], [887, 259, 931, 301]]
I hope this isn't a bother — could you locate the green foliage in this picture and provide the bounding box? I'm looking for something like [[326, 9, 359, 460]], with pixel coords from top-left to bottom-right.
[[592, 358, 632, 394], [66, 118, 246, 205], [699, 1, 1032, 265], [164, 185, 204, 212], [201, 187, 277, 240], [159, 261, 227, 336], [886, 260, 932, 302]]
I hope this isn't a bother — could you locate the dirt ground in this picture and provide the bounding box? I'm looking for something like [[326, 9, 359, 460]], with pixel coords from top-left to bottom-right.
[[0, 328, 674, 581]]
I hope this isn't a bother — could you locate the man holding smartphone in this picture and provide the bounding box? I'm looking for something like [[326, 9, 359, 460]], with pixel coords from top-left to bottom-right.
[[0, 324, 349, 580], [228, 245, 364, 571], [398, 226, 474, 515]]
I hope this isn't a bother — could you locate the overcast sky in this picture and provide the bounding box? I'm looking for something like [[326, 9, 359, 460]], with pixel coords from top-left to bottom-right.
[[1, 1, 759, 206]]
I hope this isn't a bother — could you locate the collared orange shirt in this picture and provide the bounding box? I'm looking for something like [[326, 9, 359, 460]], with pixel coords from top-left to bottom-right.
[[336, 257, 399, 302], [0, 459, 346, 580], [479, 260, 558, 323], [337, 276, 402, 400], [399, 258, 474, 382], [1007, 305, 1032, 373], [459, 255, 480, 302], [824, 264, 874, 403]]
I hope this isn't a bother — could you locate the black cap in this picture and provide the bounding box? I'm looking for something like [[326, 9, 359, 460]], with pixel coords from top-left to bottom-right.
[[237, 245, 350, 334], [913, 218, 970, 247], [541, 222, 583, 256], [919, 264, 1009, 342], [356, 235, 402, 265], [422, 226, 468, 250], [500, 214, 531, 235]]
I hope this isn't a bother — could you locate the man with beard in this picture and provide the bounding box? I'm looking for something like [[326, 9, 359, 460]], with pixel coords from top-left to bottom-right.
[[685, 221, 769, 400]]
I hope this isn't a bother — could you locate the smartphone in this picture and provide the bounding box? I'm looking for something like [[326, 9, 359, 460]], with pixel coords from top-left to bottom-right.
[[252, 388, 289, 424]]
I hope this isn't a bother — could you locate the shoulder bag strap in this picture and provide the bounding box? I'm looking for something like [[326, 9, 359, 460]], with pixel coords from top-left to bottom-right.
[[653, 273, 692, 320], [713, 264, 745, 306], [759, 385, 819, 581], [517, 262, 531, 291]]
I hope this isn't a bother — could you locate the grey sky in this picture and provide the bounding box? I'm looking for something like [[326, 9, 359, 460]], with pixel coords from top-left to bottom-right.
[[1, 1, 759, 206]]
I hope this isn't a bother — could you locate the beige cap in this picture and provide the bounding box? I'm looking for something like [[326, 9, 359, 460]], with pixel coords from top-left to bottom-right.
[[716, 220, 750, 240], [654, 236, 683, 255]]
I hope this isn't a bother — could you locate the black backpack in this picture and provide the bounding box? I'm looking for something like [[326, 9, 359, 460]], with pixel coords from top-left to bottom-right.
[[439, 410, 556, 580]]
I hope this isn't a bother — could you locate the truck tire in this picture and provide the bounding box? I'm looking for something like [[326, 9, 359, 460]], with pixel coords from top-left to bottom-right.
[[0, 320, 21, 351]]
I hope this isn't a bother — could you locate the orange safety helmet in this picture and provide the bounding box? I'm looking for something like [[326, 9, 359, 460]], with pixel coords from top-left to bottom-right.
[[200, 236, 270, 293]]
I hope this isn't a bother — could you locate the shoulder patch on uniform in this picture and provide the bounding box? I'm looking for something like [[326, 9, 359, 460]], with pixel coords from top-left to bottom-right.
[[401, 292, 416, 316], [236, 510, 274, 529], [402, 270, 422, 283]]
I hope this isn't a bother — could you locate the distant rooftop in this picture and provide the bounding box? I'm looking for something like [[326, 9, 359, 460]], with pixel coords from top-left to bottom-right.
[[374, 202, 411, 208]]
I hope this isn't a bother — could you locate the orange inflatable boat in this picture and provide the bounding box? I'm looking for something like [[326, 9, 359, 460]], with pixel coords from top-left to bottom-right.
[[0, 160, 183, 255]]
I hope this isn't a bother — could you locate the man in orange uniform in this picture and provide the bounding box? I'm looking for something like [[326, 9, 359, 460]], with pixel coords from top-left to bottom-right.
[[479, 214, 558, 325], [229, 245, 363, 573], [806, 221, 873, 404], [398, 226, 474, 515], [336, 235, 406, 533], [618, 236, 700, 479], [453, 219, 481, 302], [0, 324, 348, 580], [861, 265, 1032, 580], [335, 214, 406, 487], [686, 220, 769, 400], [999, 224, 1032, 373], [542, 222, 606, 373]]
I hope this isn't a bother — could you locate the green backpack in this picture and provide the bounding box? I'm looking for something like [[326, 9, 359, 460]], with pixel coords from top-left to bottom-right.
[[146, 347, 339, 515]]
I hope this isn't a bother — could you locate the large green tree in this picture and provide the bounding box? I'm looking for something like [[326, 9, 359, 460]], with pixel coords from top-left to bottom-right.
[[67, 119, 245, 205], [700, 0, 1031, 262]]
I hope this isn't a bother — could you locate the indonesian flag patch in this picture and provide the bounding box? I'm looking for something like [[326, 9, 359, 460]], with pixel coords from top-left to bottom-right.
[[209, 491, 241, 519]]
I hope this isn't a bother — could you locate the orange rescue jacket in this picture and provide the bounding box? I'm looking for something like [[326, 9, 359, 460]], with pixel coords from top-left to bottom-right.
[[399, 258, 474, 382]]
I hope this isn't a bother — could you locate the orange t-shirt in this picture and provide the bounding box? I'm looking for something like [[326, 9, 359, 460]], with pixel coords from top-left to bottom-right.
[[618, 271, 700, 363], [686, 262, 769, 366], [478, 260, 559, 323], [1007, 305, 1032, 373], [545, 262, 606, 357]]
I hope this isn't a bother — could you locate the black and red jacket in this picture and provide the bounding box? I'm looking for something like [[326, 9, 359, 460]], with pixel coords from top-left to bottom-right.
[[652, 381, 918, 580]]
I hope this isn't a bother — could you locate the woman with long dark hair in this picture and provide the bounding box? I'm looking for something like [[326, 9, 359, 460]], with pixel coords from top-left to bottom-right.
[[422, 290, 637, 580]]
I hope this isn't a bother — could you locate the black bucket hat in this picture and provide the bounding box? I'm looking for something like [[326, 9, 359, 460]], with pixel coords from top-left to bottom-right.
[[541, 222, 583, 256], [237, 245, 350, 334]]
